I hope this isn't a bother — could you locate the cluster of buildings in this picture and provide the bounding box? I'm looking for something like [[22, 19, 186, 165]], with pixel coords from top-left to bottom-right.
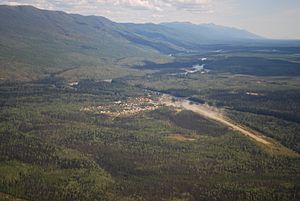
[[81, 96, 161, 117]]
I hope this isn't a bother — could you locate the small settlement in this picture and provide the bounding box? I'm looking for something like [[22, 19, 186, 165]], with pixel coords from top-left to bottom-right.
[[81, 95, 161, 117]]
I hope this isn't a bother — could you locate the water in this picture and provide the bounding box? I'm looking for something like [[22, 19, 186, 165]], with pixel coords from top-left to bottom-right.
[[167, 58, 209, 76]]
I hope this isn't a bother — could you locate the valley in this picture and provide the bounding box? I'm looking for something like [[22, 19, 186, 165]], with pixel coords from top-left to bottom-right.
[[1, 4, 300, 201]]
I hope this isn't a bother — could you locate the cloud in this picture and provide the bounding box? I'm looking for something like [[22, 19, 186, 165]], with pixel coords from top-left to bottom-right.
[[163, 0, 212, 11], [112, 0, 163, 11], [0, 0, 214, 13], [111, 0, 213, 12], [0, 0, 55, 9], [2, 1, 22, 6]]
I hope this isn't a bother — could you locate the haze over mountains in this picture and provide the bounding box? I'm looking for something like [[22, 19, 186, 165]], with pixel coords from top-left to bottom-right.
[[0, 5, 298, 81], [0, 5, 263, 54]]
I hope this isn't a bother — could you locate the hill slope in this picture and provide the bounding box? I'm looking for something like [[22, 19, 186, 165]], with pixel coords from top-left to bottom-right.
[[0, 5, 265, 81], [0, 5, 164, 80], [162, 22, 262, 42], [125, 22, 262, 50]]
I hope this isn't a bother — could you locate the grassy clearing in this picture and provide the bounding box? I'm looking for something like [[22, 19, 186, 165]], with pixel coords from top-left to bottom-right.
[[166, 134, 199, 142]]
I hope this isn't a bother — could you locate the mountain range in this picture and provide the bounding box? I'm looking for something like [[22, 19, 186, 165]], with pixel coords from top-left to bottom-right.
[[0, 5, 293, 81]]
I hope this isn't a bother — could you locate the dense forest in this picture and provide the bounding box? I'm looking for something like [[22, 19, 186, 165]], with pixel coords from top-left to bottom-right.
[[0, 79, 299, 201]]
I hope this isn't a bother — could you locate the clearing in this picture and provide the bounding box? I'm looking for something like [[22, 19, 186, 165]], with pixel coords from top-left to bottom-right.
[[167, 134, 198, 142], [160, 95, 299, 157]]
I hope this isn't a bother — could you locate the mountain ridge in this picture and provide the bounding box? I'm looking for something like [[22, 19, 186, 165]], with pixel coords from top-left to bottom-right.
[[0, 5, 298, 81]]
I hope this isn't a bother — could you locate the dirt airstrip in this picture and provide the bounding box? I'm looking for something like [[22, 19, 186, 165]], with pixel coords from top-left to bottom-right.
[[160, 95, 299, 157]]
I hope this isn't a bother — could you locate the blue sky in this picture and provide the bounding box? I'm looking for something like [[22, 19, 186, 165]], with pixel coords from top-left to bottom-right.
[[1, 0, 299, 39]]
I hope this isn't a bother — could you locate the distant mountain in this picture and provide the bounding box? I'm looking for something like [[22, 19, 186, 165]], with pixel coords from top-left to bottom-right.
[[0, 5, 268, 81], [125, 22, 263, 49], [161, 22, 263, 42]]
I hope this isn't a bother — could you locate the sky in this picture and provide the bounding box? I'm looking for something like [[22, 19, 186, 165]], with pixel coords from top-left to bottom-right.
[[1, 0, 300, 39]]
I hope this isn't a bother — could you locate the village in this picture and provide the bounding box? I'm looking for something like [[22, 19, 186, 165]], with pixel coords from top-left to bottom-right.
[[81, 95, 162, 117]]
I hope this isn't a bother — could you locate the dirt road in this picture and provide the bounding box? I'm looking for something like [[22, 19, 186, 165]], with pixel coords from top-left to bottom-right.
[[161, 95, 271, 145]]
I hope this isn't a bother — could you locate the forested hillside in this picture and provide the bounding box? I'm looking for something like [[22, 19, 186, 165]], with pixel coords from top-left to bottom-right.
[[0, 5, 281, 81]]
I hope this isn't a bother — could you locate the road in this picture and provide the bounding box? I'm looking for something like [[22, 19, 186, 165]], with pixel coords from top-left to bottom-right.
[[160, 95, 271, 145]]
